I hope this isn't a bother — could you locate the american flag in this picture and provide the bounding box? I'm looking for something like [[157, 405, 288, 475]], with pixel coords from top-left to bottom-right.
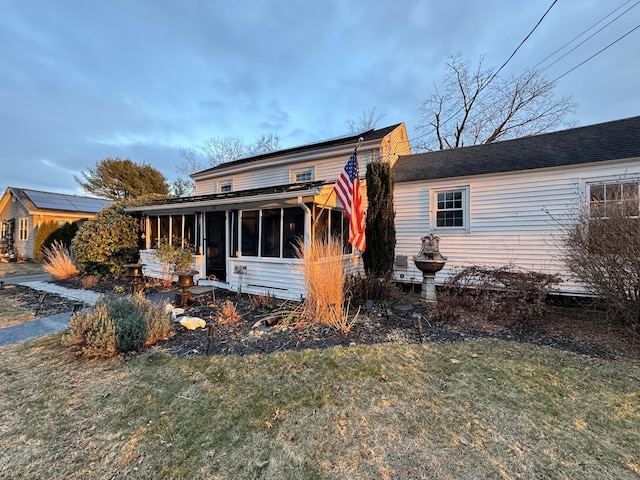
[[334, 149, 366, 251]]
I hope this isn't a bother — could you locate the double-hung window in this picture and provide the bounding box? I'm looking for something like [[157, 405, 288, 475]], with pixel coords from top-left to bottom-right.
[[18, 218, 29, 241], [430, 186, 470, 232], [588, 181, 639, 219]]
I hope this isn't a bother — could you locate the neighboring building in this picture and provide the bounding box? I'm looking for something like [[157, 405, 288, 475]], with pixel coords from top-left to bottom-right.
[[127, 124, 410, 300], [392, 115, 640, 295], [0, 187, 112, 260]]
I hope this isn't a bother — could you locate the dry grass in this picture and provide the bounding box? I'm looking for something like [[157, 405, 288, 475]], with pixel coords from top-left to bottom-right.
[[42, 241, 79, 279], [296, 236, 359, 332], [217, 299, 241, 325], [0, 288, 35, 328], [249, 292, 277, 310], [0, 337, 638, 479], [0, 260, 45, 278]]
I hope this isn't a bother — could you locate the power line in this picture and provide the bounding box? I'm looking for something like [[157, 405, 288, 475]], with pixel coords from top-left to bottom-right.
[[411, 0, 559, 146], [489, 0, 558, 82], [551, 23, 640, 84], [533, 0, 635, 70], [539, 0, 640, 73]]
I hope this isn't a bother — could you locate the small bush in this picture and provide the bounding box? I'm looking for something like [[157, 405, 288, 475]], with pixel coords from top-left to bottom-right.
[[217, 299, 241, 325], [43, 221, 79, 252], [65, 294, 172, 358], [42, 241, 79, 279], [344, 273, 399, 305], [434, 265, 560, 324], [67, 301, 117, 359], [33, 221, 60, 261], [249, 292, 277, 311], [562, 199, 640, 334], [80, 275, 100, 289], [133, 295, 174, 343]]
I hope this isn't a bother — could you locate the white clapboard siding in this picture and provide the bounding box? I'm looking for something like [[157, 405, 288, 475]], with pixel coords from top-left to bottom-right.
[[393, 158, 640, 294], [196, 155, 370, 195], [139, 250, 205, 283]]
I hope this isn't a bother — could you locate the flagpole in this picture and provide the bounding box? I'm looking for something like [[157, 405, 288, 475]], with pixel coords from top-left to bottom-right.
[[313, 137, 364, 226]]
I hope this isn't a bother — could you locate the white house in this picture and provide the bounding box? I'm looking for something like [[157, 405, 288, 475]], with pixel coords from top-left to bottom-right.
[[392, 115, 640, 295], [127, 123, 410, 300]]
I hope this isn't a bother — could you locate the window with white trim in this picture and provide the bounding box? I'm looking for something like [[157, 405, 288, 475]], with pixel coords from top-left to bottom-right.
[[291, 167, 314, 183], [18, 218, 29, 241], [430, 186, 470, 232], [219, 180, 233, 193], [588, 180, 639, 219]]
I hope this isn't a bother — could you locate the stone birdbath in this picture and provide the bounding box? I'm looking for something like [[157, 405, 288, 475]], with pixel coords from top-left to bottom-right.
[[172, 269, 199, 306], [124, 263, 146, 295], [413, 234, 447, 303]]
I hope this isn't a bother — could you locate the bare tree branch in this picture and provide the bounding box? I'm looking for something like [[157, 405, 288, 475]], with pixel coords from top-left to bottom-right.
[[417, 53, 575, 151], [346, 107, 385, 134]]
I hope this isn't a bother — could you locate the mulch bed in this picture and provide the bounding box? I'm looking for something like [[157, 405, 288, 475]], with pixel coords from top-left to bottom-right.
[[5, 276, 639, 362], [0, 284, 81, 319]]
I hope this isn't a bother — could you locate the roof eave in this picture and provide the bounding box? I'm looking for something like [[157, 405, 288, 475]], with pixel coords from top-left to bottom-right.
[[125, 188, 323, 213]]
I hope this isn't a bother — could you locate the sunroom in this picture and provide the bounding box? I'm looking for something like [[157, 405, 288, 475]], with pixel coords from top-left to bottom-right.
[[125, 181, 361, 300]]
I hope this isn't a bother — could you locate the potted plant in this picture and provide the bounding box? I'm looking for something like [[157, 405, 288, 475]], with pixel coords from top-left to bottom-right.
[[153, 239, 198, 305], [153, 238, 195, 273]]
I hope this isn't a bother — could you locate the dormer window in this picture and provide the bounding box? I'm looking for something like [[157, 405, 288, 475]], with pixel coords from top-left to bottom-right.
[[220, 180, 233, 193], [291, 167, 314, 183]]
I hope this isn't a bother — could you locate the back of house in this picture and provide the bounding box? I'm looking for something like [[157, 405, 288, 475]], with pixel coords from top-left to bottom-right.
[[392, 115, 640, 295]]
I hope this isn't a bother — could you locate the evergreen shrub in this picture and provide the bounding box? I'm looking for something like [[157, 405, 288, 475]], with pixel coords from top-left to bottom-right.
[[65, 294, 172, 358]]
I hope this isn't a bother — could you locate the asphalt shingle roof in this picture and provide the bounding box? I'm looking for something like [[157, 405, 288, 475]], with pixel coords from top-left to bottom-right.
[[394, 116, 640, 183], [193, 123, 403, 176]]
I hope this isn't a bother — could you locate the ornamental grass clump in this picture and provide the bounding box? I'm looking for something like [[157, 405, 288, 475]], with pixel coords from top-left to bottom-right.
[[296, 236, 360, 332], [65, 294, 172, 358], [41, 240, 80, 279], [217, 299, 241, 325]]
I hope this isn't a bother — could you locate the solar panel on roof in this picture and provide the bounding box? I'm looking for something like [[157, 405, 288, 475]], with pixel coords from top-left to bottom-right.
[[24, 190, 109, 213]]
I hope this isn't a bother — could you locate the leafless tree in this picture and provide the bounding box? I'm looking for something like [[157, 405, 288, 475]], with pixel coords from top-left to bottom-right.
[[248, 132, 280, 156], [177, 133, 281, 178], [416, 53, 575, 151], [346, 107, 385, 134]]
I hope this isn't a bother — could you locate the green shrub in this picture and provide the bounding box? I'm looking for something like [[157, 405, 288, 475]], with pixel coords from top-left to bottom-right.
[[132, 295, 174, 344], [33, 220, 60, 261], [72, 202, 140, 275], [67, 301, 118, 359], [363, 160, 396, 276], [43, 221, 79, 251], [65, 294, 172, 358]]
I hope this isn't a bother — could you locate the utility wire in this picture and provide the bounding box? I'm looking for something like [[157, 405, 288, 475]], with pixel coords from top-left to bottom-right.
[[411, 0, 559, 145], [533, 0, 634, 69], [551, 23, 640, 84], [489, 0, 558, 83], [539, 0, 640, 73]]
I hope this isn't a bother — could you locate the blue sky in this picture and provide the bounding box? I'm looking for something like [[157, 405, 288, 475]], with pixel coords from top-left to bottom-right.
[[1, 0, 638, 195]]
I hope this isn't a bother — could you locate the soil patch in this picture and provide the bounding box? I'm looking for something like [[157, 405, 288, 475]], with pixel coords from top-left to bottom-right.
[[9, 276, 640, 362]]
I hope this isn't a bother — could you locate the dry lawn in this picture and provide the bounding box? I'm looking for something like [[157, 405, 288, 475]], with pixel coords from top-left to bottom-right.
[[0, 335, 638, 479], [0, 260, 45, 278], [0, 290, 36, 328]]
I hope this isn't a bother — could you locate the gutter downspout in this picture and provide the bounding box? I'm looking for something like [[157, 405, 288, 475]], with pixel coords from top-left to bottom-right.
[[298, 196, 312, 252]]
